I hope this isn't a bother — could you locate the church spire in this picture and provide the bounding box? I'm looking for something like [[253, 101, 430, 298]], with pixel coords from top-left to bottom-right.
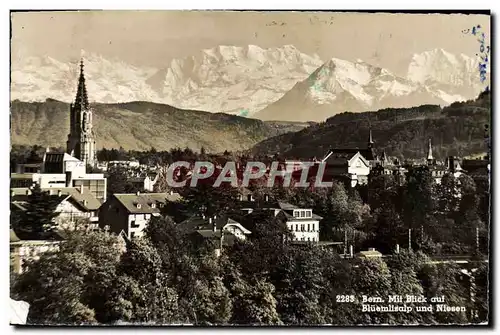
[[74, 58, 89, 110], [427, 138, 434, 165], [368, 129, 374, 149]]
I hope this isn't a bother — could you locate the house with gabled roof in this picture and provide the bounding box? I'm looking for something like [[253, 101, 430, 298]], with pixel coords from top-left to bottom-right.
[[179, 214, 251, 257], [275, 202, 322, 243], [98, 191, 182, 239], [10, 186, 102, 231]]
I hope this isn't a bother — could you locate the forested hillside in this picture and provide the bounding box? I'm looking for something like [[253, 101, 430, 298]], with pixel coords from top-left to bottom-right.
[[251, 91, 491, 160]]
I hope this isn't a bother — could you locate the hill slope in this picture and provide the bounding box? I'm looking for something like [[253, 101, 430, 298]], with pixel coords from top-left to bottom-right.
[[10, 99, 307, 153], [251, 92, 491, 160]]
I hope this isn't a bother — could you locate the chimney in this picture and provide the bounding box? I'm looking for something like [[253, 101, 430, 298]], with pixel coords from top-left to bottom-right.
[[395, 244, 400, 254], [169, 190, 173, 195], [83, 200, 88, 207], [80, 184, 84, 194], [57, 189, 62, 197], [265, 194, 269, 202], [136, 191, 140, 196], [208, 217, 212, 224], [350, 245, 354, 258]]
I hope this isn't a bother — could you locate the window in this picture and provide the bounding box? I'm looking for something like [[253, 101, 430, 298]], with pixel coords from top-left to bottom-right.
[[131, 220, 139, 228], [312, 224, 315, 231], [294, 211, 300, 217], [301, 224, 305, 232], [306, 210, 312, 218], [307, 237, 310, 241], [130, 232, 135, 238], [151, 203, 156, 208], [307, 224, 310, 231], [300, 211, 305, 218], [290, 225, 294, 232], [295, 224, 299, 231]]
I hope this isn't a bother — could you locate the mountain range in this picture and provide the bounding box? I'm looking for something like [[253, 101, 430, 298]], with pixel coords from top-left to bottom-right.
[[11, 46, 488, 122]]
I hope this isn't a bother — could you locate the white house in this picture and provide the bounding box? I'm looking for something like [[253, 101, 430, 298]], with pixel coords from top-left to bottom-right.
[[321, 150, 371, 187], [276, 202, 322, 242]]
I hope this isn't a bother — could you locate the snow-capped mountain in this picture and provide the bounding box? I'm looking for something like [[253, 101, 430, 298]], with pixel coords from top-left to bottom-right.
[[11, 45, 323, 116], [11, 46, 488, 122], [146, 45, 323, 114], [255, 56, 478, 122], [11, 53, 159, 103], [407, 48, 487, 93]]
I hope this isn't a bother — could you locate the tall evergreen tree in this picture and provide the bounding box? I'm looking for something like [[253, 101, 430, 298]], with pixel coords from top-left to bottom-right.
[[14, 184, 62, 239]]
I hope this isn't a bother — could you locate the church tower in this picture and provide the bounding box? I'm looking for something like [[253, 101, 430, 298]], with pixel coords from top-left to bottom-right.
[[66, 59, 97, 168]]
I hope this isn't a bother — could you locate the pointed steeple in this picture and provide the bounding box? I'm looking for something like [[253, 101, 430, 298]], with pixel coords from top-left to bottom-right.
[[382, 150, 388, 162], [427, 138, 433, 161], [74, 58, 89, 110], [368, 129, 374, 149]]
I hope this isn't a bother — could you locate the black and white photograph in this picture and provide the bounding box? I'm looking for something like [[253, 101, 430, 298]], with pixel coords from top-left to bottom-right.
[[8, 9, 491, 326]]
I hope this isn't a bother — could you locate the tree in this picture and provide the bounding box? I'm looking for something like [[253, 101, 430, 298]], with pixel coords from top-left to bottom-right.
[[403, 166, 434, 232], [12, 230, 125, 324], [106, 166, 138, 196], [270, 246, 325, 325], [13, 184, 62, 239], [350, 257, 393, 324], [386, 251, 430, 324], [106, 238, 180, 324], [181, 172, 239, 218], [417, 263, 469, 324], [222, 259, 281, 325]]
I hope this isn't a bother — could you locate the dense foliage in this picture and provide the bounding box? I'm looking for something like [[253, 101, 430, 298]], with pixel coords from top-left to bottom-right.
[[12, 221, 488, 325]]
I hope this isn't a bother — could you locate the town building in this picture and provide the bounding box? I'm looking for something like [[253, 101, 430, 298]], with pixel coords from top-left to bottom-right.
[[234, 193, 322, 243], [98, 191, 182, 239], [180, 215, 252, 256], [128, 172, 159, 192], [275, 202, 322, 242], [66, 60, 97, 168], [10, 229, 62, 274], [11, 185, 101, 230], [11, 151, 107, 201], [317, 130, 379, 187]]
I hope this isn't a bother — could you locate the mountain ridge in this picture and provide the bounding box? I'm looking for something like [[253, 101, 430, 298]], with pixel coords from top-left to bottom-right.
[[11, 46, 486, 122], [10, 99, 308, 153], [251, 92, 491, 160]]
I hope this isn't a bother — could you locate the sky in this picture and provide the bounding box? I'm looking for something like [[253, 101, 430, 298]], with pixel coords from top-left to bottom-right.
[[11, 11, 490, 76]]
